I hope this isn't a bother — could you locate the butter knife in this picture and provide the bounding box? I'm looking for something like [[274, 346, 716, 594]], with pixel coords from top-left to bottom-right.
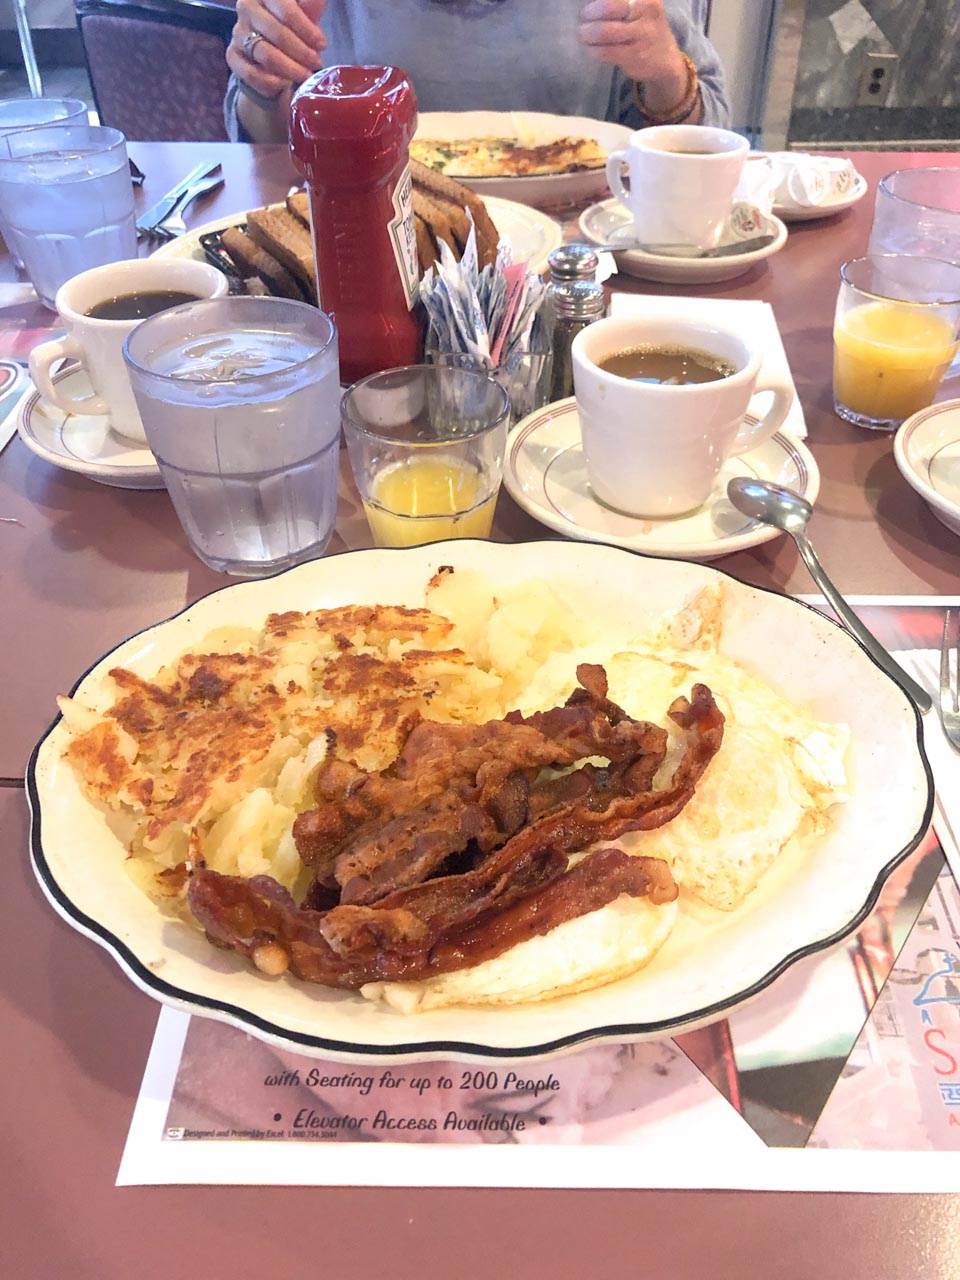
[[136, 161, 222, 233]]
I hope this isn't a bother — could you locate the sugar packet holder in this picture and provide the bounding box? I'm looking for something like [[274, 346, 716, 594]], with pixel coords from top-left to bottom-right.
[[420, 214, 548, 372]]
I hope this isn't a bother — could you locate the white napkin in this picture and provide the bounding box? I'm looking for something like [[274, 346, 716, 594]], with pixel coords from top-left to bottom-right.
[[608, 293, 807, 438], [893, 650, 960, 887]]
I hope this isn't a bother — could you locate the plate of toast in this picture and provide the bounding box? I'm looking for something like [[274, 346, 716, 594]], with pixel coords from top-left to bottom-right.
[[152, 162, 563, 301]]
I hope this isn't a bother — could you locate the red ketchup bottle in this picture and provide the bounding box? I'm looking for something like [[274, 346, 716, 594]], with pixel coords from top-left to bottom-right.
[[290, 65, 422, 385]]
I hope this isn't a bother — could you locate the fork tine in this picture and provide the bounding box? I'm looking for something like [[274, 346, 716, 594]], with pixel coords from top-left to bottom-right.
[[941, 609, 958, 715], [941, 610, 952, 714]]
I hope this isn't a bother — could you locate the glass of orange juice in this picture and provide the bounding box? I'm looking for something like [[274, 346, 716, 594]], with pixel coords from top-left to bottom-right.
[[833, 253, 960, 431], [341, 364, 510, 547]]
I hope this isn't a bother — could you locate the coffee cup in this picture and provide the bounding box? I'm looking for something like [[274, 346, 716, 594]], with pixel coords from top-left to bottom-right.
[[605, 124, 750, 251], [28, 258, 228, 443], [571, 315, 794, 518]]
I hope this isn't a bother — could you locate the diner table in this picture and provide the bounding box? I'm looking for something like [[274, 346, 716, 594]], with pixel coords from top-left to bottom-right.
[[3, 142, 960, 1279]]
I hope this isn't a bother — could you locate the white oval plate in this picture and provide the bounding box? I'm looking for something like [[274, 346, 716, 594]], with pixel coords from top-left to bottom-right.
[[17, 365, 164, 490], [578, 198, 788, 284], [774, 173, 869, 223], [504, 399, 819, 561], [155, 197, 564, 277], [894, 397, 960, 538], [28, 540, 931, 1063], [414, 110, 630, 206]]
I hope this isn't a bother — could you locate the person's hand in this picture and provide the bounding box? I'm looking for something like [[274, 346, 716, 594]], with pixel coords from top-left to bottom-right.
[[228, 0, 327, 104], [577, 0, 692, 118]]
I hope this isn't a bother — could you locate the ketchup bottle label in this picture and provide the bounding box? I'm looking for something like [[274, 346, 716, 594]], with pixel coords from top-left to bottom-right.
[[388, 163, 419, 310]]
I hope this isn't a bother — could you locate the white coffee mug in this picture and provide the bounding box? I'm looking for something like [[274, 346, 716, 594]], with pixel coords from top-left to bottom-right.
[[29, 258, 228, 443], [572, 315, 794, 518], [606, 124, 750, 250]]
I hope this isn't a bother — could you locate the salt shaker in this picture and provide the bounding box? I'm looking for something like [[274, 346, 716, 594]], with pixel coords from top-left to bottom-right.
[[548, 280, 605, 402]]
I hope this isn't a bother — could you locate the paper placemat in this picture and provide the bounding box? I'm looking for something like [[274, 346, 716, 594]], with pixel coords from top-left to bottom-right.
[[608, 293, 807, 439]]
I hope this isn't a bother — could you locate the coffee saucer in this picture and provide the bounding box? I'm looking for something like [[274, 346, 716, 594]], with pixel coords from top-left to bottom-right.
[[578, 199, 787, 284], [17, 364, 164, 490], [503, 398, 819, 561]]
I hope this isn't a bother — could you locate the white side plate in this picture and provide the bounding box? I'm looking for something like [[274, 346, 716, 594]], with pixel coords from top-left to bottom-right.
[[154, 198, 564, 277]]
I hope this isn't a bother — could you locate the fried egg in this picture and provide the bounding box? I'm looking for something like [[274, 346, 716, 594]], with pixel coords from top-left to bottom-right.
[[362, 893, 678, 1012]]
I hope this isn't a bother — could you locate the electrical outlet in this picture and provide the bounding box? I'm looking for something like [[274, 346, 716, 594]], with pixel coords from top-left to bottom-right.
[[856, 51, 898, 107]]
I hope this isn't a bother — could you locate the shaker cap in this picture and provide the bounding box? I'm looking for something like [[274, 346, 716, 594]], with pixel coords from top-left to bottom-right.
[[548, 243, 600, 282]]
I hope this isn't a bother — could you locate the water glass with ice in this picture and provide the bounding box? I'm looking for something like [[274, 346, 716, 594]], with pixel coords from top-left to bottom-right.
[[0, 123, 136, 308], [869, 168, 960, 264], [0, 97, 87, 268], [123, 297, 341, 577]]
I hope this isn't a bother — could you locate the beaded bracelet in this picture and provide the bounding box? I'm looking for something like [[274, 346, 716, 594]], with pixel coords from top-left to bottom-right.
[[633, 52, 701, 126]]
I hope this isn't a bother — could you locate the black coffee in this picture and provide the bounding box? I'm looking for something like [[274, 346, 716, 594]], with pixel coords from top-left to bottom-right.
[[85, 290, 202, 321], [597, 344, 736, 385]]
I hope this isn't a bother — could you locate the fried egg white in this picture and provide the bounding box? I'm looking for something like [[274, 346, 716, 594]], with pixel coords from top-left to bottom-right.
[[601, 646, 848, 911], [361, 892, 678, 1012]]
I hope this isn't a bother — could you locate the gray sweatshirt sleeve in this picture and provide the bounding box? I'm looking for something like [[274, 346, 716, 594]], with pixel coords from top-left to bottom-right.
[[612, 1, 731, 130], [224, 72, 254, 143]]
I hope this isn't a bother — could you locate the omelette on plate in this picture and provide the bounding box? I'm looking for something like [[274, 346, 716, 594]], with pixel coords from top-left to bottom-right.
[[410, 135, 607, 178]]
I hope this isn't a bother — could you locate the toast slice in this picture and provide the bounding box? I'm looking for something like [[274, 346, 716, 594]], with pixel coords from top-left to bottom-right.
[[412, 186, 473, 262], [414, 212, 439, 275], [286, 188, 310, 229], [220, 226, 305, 301], [410, 158, 500, 270], [246, 205, 318, 304]]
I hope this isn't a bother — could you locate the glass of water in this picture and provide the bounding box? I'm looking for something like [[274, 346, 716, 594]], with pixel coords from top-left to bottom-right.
[[0, 97, 87, 268], [0, 123, 136, 308], [0, 97, 87, 132], [869, 168, 960, 263], [123, 297, 341, 577]]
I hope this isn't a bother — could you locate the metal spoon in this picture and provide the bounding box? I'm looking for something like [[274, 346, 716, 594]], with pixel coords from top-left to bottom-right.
[[592, 233, 776, 259], [727, 477, 932, 713]]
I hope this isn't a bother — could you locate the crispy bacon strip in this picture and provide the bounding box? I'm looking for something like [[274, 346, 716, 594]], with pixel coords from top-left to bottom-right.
[[294, 667, 668, 885], [321, 683, 720, 956], [187, 847, 675, 988], [186, 677, 722, 990]]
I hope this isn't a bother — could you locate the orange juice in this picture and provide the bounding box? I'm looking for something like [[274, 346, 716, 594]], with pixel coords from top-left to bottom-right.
[[833, 301, 958, 420], [362, 456, 497, 547]]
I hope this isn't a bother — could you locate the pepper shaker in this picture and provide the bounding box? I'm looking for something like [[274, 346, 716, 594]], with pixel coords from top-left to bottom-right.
[[548, 280, 606, 402]]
